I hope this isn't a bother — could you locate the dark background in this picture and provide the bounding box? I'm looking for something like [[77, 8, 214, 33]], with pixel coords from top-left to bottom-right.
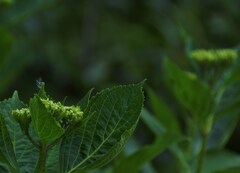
[[1, 0, 240, 100], [1, 0, 240, 172]]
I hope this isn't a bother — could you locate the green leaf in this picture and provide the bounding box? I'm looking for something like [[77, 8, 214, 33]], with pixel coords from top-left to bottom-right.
[[37, 82, 48, 99], [164, 58, 215, 126], [0, 92, 38, 173], [114, 132, 182, 173], [30, 96, 65, 142], [59, 82, 145, 173], [0, 114, 19, 172], [147, 86, 180, 132]]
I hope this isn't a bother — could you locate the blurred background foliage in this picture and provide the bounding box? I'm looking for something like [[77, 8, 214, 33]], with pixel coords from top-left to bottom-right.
[[1, 0, 240, 173]]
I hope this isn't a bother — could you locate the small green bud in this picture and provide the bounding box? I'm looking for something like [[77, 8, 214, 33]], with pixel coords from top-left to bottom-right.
[[12, 108, 31, 132], [190, 49, 237, 66], [39, 98, 83, 129]]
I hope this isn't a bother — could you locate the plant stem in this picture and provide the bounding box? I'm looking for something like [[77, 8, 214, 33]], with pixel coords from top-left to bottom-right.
[[196, 112, 214, 173], [187, 116, 196, 159], [196, 133, 208, 173], [35, 142, 47, 173]]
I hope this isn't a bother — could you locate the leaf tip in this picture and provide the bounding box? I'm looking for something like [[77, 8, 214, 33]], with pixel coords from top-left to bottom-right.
[[139, 79, 147, 86]]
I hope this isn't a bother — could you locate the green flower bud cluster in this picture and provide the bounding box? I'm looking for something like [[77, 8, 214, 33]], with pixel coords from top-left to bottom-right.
[[40, 98, 83, 128], [190, 49, 237, 66], [190, 49, 238, 87], [12, 108, 31, 132], [12, 108, 31, 117]]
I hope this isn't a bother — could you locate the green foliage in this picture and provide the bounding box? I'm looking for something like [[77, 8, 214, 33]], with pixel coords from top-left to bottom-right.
[[201, 150, 240, 173], [1, 1, 240, 172], [59, 82, 144, 172], [164, 58, 216, 133], [114, 132, 182, 173], [30, 95, 65, 142], [0, 115, 19, 172], [0, 92, 38, 173], [140, 109, 191, 173], [0, 81, 145, 173], [119, 52, 240, 173]]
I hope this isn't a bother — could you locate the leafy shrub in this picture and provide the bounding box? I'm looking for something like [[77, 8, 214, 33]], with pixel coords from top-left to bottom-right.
[[114, 49, 240, 173], [0, 81, 145, 173]]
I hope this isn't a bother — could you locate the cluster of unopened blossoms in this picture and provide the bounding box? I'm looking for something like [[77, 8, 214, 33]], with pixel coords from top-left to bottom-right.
[[12, 97, 83, 129]]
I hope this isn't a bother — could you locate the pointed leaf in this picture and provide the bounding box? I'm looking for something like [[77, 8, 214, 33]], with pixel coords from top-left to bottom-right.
[[30, 96, 65, 142], [0, 92, 38, 173], [60, 82, 145, 173], [37, 82, 48, 99], [164, 58, 215, 123]]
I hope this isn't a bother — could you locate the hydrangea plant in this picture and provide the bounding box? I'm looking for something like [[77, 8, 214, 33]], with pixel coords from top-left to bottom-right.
[[164, 49, 238, 173], [0, 81, 145, 173]]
